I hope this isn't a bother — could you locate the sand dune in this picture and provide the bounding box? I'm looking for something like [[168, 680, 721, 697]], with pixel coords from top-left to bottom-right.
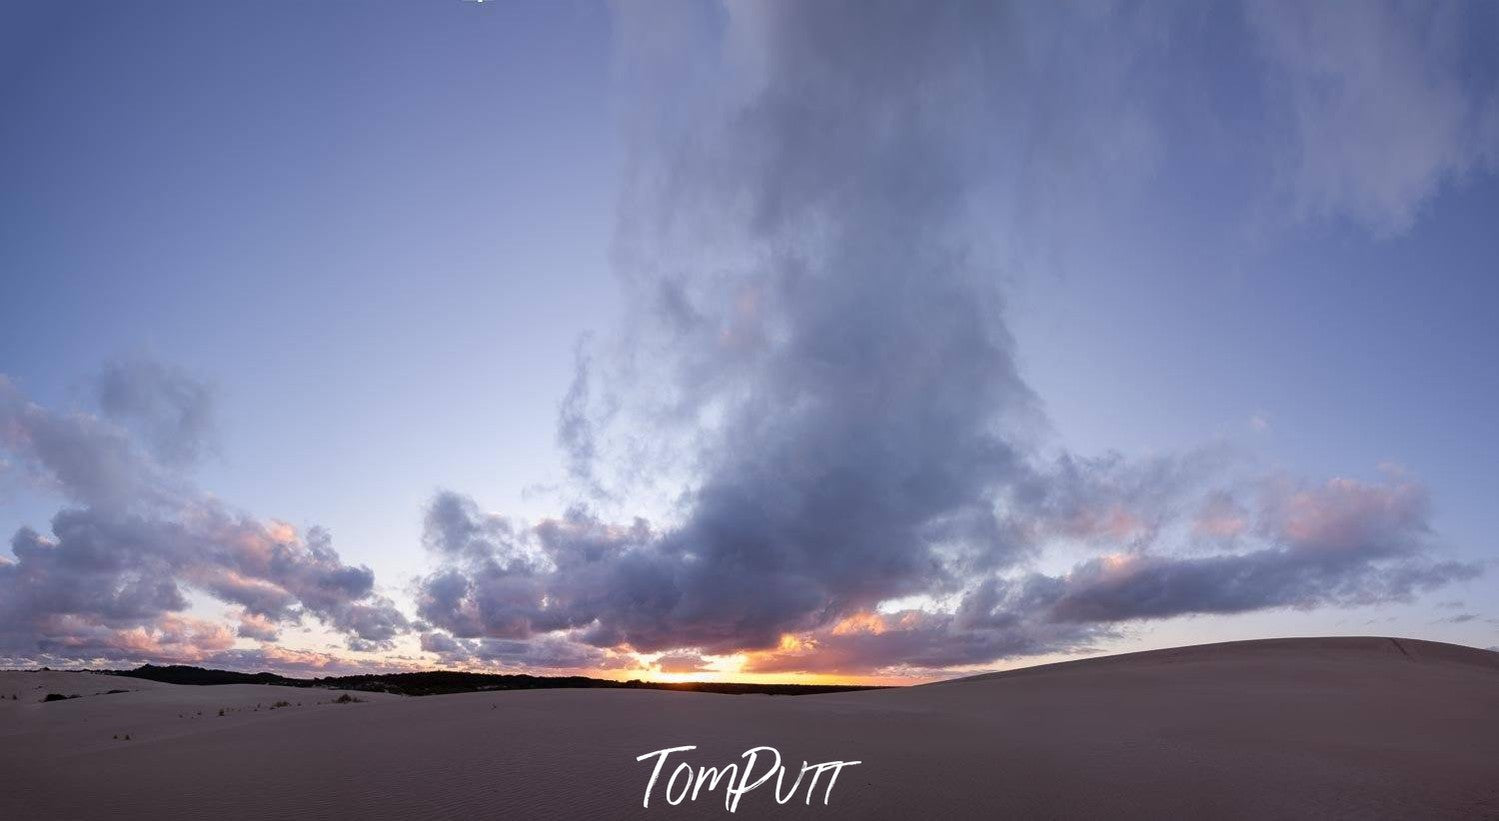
[[3, 637, 1496, 819]]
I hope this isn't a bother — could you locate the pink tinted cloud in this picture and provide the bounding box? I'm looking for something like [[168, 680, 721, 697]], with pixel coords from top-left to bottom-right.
[[1193, 492, 1249, 540], [34, 614, 235, 664], [1260, 476, 1430, 555], [235, 610, 280, 642]]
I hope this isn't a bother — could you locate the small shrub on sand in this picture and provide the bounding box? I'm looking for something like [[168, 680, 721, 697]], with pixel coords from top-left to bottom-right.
[[271, 700, 291, 709], [333, 693, 365, 704]]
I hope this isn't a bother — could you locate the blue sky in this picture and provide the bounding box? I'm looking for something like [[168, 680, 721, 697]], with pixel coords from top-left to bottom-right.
[[2, 1, 1495, 680], [3, 1, 617, 574]]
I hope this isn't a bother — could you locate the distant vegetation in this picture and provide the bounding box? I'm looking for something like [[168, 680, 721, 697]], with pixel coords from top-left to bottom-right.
[[109, 664, 887, 697], [34, 689, 128, 702]]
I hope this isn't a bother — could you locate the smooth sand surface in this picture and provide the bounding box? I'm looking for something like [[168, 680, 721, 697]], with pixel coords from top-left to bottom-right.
[[3, 637, 1496, 819]]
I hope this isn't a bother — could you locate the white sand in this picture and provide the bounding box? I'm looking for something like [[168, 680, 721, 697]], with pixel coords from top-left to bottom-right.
[[3, 637, 1496, 819]]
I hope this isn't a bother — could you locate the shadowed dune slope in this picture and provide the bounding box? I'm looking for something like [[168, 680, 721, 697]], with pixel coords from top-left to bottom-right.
[[3, 637, 1496, 820], [945, 635, 1499, 684]]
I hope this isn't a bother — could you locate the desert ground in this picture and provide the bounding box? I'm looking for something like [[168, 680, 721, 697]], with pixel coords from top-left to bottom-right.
[[3, 636, 1496, 819]]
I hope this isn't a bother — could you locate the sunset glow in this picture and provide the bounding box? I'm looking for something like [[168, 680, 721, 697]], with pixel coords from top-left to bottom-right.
[[2, 0, 1493, 689]]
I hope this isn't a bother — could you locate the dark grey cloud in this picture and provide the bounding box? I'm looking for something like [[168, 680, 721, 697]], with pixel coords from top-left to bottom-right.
[[421, 490, 523, 564], [746, 473, 1476, 674], [1044, 474, 1466, 623], [420, 2, 1041, 668], [415, 1, 1483, 675], [0, 367, 409, 667], [1044, 550, 1476, 624], [745, 578, 1108, 676]]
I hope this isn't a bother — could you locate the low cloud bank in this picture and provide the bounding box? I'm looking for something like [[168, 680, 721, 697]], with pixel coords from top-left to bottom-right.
[[0, 366, 409, 668]]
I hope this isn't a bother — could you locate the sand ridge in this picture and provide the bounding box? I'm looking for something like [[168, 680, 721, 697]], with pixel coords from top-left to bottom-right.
[[2, 637, 1496, 819]]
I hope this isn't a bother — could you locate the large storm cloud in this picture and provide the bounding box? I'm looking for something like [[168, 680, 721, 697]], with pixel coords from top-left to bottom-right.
[[416, 1, 1488, 675]]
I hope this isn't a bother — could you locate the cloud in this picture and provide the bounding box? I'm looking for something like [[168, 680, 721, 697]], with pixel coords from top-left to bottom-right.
[[97, 358, 217, 467], [741, 474, 1473, 673], [235, 610, 280, 642], [421, 490, 521, 564], [1193, 491, 1250, 542], [1011, 450, 1231, 549], [742, 590, 1106, 676], [1043, 546, 1475, 625], [1257, 475, 1431, 555], [1053, 476, 1450, 637], [0, 375, 175, 513], [422, 1, 1061, 670], [419, 630, 641, 672], [11, 2, 1483, 679], [414, 448, 1475, 674], [412, 2, 1483, 676], [24, 614, 235, 666], [1248, 0, 1499, 233], [0, 367, 409, 667], [187, 646, 426, 678], [654, 652, 711, 674]]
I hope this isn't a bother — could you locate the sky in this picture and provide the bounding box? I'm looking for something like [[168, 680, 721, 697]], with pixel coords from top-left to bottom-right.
[[1, 0, 1496, 684]]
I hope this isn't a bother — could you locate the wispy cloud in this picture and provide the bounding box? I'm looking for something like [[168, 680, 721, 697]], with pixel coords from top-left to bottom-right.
[[1249, 0, 1499, 234]]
